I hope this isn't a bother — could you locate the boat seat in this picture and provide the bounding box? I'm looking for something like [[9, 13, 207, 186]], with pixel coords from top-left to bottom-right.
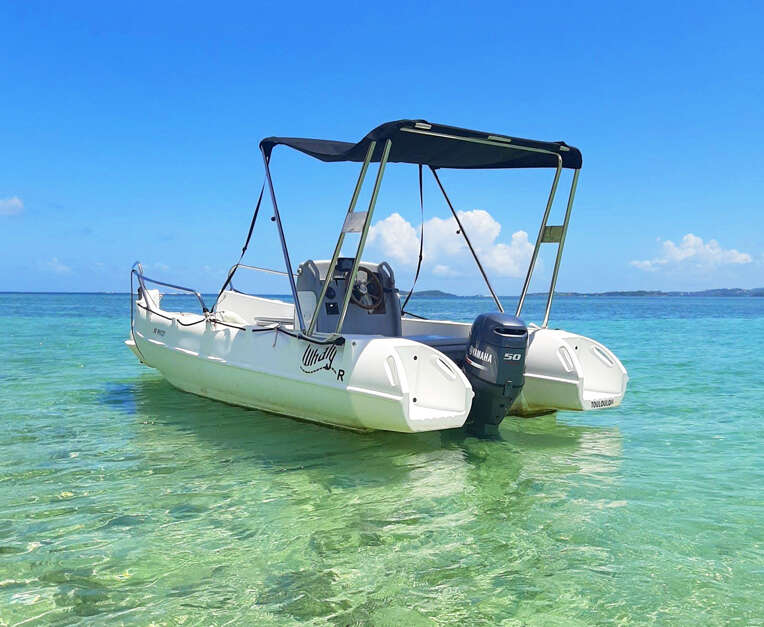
[[405, 334, 469, 364]]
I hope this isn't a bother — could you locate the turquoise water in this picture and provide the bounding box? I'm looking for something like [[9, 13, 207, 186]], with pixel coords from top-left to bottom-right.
[[1, 293, 762, 625]]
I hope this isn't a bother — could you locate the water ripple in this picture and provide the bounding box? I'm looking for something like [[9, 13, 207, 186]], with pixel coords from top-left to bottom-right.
[[0, 294, 762, 623]]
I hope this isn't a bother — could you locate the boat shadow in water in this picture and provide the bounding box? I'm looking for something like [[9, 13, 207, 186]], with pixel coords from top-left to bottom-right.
[[106, 375, 623, 493]]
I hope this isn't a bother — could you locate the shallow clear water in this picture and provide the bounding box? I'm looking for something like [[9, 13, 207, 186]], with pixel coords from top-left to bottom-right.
[[1, 294, 762, 624]]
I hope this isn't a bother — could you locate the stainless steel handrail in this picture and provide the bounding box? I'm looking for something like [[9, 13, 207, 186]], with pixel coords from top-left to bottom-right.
[[226, 263, 296, 280], [131, 262, 208, 313], [224, 263, 297, 302], [129, 261, 346, 343], [217, 264, 298, 304]]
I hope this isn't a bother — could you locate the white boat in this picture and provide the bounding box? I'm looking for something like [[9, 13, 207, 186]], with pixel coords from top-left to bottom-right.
[[127, 120, 628, 435]]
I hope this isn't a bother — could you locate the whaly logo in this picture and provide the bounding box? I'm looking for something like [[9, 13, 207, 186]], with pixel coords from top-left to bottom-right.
[[300, 344, 346, 381], [468, 345, 493, 364]]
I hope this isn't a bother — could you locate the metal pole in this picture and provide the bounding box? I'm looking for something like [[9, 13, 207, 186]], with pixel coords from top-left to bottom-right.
[[400, 126, 563, 159], [308, 141, 376, 336], [260, 147, 306, 333], [542, 169, 580, 327], [516, 155, 563, 318], [430, 167, 504, 313], [336, 139, 392, 334]]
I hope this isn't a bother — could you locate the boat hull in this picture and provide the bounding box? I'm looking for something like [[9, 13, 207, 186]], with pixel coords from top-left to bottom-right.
[[127, 290, 627, 432], [128, 302, 473, 433]]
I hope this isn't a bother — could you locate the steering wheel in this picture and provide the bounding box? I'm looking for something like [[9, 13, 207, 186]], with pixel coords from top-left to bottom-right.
[[345, 266, 384, 311]]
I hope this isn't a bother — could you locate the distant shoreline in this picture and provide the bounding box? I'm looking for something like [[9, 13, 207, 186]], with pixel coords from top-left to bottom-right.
[[412, 288, 764, 299]]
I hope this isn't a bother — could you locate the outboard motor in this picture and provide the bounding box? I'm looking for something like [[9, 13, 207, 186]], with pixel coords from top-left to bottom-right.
[[463, 313, 528, 436]]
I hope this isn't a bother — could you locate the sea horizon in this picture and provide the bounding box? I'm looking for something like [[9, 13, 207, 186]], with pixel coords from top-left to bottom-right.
[[2, 288, 763, 297]]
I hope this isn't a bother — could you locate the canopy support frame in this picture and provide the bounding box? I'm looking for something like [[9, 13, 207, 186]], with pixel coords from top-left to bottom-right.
[[307, 141, 376, 336], [430, 167, 504, 313], [514, 164, 579, 328], [336, 139, 393, 334], [542, 169, 580, 327], [259, 121, 582, 334], [399, 126, 566, 160], [515, 156, 563, 318], [261, 146, 306, 333]]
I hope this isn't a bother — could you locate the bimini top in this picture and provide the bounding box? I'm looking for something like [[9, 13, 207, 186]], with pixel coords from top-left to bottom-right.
[[260, 119, 582, 170]]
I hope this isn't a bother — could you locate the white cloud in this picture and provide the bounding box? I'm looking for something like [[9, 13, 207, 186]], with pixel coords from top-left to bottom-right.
[[481, 230, 535, 278], [631, 234, 752, 272], [43, 257, 72, 274], [0, 196, 23, 216], [366, 213, 420, 266], [368, 210, 533, 278]]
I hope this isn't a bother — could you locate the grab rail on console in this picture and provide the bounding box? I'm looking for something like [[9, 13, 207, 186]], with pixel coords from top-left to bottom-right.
[[224, 263, 297, 294]]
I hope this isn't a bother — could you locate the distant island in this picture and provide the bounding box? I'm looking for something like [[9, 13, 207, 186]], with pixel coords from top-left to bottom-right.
[[413, 288, 764, 298], [552, 288, 764, 297], [413, 290, 483, 299]]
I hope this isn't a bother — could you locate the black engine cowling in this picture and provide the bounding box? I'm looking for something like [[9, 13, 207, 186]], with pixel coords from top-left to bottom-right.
[[463, 313, 528, 435]]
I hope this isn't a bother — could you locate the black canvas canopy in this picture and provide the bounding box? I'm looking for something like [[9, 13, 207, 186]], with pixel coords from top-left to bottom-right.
[[260, 119, 582, 170]]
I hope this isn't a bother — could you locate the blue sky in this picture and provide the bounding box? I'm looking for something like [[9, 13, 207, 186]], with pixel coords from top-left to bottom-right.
[[1, 1, 762, 294]]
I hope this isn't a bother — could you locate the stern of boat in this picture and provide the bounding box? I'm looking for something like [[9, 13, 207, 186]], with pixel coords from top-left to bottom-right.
[[348, 337, 474, 432], [512, 326, 628, 416]]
